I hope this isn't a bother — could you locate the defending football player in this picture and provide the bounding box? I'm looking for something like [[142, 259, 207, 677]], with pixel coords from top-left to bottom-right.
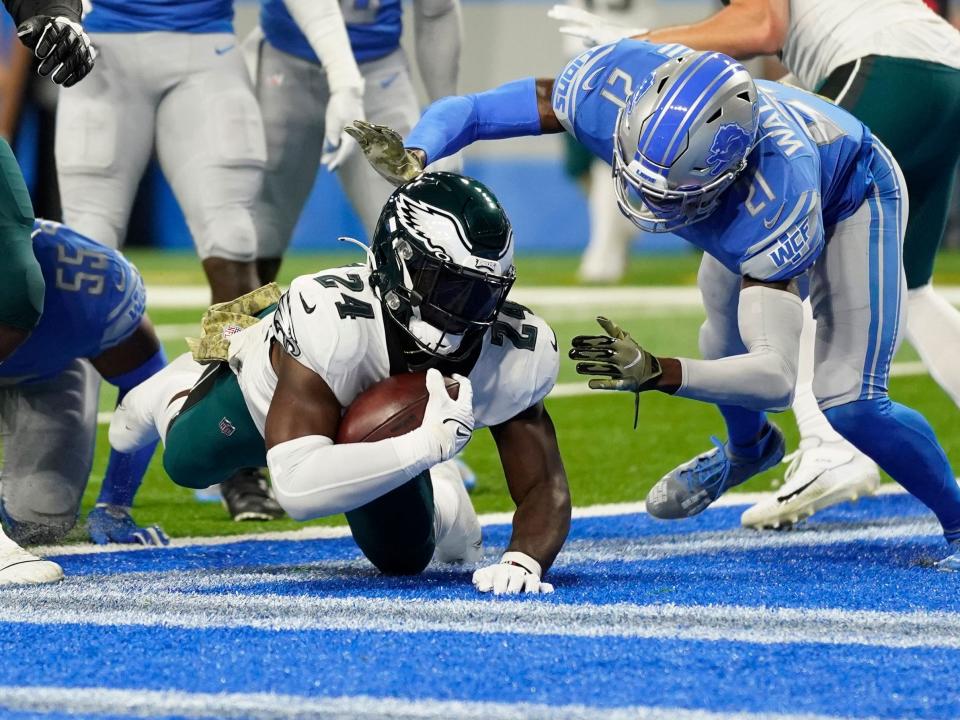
[[549, 0, 960, 531], [111, 173, 571, 594], [54, 0, 286, 521], [250, 0, 462, 284], [347, 44, 960, 569], [0, 220, 169, 585]]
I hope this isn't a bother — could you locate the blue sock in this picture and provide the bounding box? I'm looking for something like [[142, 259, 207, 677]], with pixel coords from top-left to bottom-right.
[[719, 405, 769, 459], [824, 397, 960, 542], [98, 350, 167, 508]]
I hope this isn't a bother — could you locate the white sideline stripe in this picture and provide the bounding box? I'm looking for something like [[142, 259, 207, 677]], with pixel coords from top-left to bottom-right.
[[4, 585, 959, 650], [93, 362, 930, 425], [34, 486, 909, 558], [0, 686, 871, 720], [146, 284, 960, 310]]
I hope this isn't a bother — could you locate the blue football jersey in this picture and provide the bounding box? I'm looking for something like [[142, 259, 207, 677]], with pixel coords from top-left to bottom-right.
[[553, 40, 876, 281], [84, 0, 233, 34], [261, 0, 403, 65], [0, 221, 147, 384]]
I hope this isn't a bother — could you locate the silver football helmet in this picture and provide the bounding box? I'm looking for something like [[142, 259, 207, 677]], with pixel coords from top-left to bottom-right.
[[613, 51, 760, 233]]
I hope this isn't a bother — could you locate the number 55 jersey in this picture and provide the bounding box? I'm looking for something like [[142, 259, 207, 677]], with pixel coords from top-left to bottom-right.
[[231, 265, 559, 431], [0, 221, 146, 384]]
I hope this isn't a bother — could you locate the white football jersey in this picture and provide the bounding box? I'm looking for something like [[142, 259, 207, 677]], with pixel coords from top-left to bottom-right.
[[782, 0, 960, 90], [229, 265, 559, 436]]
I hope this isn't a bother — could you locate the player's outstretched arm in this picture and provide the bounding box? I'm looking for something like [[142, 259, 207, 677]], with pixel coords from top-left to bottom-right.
[[572, 278, 804, 413], [640, 0, 789, 59], [5, 0, 95, 86], [347, 78, 561, 185], [473, 402, 571, 595], [90, 319, 169, 545], [266, 348, 473, 520]]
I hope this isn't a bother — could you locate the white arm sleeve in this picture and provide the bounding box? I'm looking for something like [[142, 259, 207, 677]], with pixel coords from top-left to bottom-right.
[[676, 285, 803, 412], [284, 0, 364, 93], [413, 0, 462, 101], [266, 429, 441, 521]]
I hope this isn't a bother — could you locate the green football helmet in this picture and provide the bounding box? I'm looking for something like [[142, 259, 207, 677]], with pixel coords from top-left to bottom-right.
[[370, 172, 516, 357]]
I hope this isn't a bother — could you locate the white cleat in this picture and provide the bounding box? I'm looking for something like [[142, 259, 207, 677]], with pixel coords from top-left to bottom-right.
[[741, 438, 880, 530], [0, 544, 63, 585]]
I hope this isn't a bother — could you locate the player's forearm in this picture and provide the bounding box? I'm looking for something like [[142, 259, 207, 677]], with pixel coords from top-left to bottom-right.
[[284, 0, 363, 93], [642, 1, 787, 59], [405, 77, 543, 164], [414, 0, 462, 102], [266, 429, 443, 521], [665, 286, 803, 411], [507, 477, 571, 571]]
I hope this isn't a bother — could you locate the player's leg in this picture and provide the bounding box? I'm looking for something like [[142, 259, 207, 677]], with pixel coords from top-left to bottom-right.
[[823, 57, 960, 422], [577, 157, 635, 284], [430, 460, 483, 563], [0, 360, 97, 545], [251, 41, 326, 283], [741, 297, 880, 529], [338, 50, 420, 238], [0, 136, 43, 362], [345, 470, 437, 575], [811, 143, 960, 563], [154, 32, 266, 303], [645, 254, 785, 519], [55, 33, 157, 248]]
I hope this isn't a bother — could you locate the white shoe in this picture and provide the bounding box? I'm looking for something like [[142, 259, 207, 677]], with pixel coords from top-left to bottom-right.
[[741, 438, 880, 529], [432, 461, 483, 564], [0, 544, 63, 585], [577, 247, 626, 284]]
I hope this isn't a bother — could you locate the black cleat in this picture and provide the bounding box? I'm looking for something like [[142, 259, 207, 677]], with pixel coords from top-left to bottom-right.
[[220, 468, 285, 522]]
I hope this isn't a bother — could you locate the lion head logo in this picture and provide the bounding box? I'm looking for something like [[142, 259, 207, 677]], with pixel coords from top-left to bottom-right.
[[705, 123, 752, 177]]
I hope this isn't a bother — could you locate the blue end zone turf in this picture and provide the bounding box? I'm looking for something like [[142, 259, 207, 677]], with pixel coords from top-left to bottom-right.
[[1, 493, 957, 719]]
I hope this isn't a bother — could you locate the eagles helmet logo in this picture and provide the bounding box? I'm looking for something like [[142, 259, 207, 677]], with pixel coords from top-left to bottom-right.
[[705, 123, 752, 177], [394, 194, 472, 262]]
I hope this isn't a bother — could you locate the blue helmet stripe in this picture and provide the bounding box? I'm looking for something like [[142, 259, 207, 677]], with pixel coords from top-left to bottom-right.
[[637, 52, 717, 164]]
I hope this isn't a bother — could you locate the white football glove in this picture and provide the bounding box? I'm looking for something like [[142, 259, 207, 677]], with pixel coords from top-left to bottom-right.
[[473, 551, 554, 595], [547, 5, 646, 48], [322, 85, 366, 171], [421, 368, 474, 462]]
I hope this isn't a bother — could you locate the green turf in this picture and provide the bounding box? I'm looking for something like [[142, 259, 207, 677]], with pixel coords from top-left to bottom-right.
[[129, 248, 960, 289], [84, 293, 960, 540]]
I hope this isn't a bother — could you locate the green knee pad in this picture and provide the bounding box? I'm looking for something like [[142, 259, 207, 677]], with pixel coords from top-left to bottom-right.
[[162, 364, 267, 489], [346, 470, 436, 575], [0, 137, 41, 331]]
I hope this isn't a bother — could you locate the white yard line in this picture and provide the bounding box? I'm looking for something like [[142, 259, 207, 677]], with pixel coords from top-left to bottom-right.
[[1, 587, 955, 650], [146, 284, 960, 310], [35, 487, 909, 558], [0, 686, 874, 720]]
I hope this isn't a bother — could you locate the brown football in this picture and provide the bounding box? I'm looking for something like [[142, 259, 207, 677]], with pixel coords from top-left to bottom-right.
[[336, 371, 460, 443]]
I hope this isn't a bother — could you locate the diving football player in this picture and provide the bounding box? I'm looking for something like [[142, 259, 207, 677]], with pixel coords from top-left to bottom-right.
[[347, 44, 960, 569], [551, 0, 960, 529], [112, 173, 571, 594], [1, 220, 169, 585]]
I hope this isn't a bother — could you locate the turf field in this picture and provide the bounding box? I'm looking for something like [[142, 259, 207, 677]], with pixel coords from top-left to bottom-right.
[[3, 250, 958, 719]]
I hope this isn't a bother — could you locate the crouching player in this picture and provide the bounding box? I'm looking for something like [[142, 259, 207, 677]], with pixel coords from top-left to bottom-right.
[[0, 220, 168, 584], [112, 173, 571, 593]]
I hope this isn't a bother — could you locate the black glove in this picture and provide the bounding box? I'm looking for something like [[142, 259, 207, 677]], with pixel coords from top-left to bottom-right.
[[7, 0, 95, 87]]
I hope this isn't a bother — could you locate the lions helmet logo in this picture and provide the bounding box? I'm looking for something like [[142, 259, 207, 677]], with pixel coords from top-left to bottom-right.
[[624, 73, 655, 117], [705, 123, 752, 177]]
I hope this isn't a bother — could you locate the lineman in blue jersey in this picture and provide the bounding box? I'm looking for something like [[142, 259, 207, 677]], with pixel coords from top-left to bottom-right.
[[249, 0, 462, 284], [0, 220, 168, 584], [347, 41, 960, 569], [55, 0, 286, 520]]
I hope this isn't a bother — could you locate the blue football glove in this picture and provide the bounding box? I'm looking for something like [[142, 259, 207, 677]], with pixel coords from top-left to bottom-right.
[[87, 504, 169, 546]]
